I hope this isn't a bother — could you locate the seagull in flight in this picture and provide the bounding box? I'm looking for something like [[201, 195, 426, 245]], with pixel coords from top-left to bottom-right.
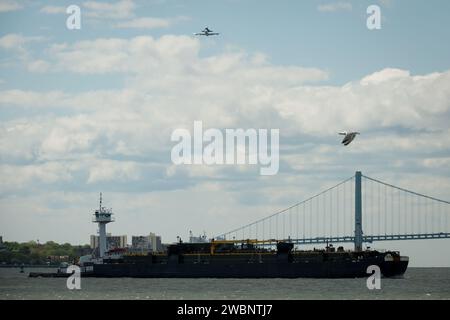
[[339, 131, 360, 146]]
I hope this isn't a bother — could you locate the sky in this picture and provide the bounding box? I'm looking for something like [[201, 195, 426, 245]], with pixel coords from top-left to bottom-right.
[[0, 0, 450, 267]]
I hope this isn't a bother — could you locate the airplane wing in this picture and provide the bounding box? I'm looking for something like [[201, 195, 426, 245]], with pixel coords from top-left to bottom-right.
[[194, 31, 219, 36]]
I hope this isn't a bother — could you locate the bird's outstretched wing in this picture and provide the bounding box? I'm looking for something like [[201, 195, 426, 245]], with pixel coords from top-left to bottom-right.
[[342, 137, 353, 145], [341, 132, 358, 146]]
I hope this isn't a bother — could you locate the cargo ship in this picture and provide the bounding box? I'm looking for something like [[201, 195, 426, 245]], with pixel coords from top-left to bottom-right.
[[30, 239, 408, 278], [29, 193, 409, 278], [92, 240, 408, 278]]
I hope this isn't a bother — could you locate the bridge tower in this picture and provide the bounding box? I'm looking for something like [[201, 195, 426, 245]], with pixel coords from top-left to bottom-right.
[[354, 171, 363, 251], [92, 193, 114, 258]]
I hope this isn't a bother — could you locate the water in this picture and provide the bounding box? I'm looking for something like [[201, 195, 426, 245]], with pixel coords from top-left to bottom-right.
[[0, 268, 449, 300]]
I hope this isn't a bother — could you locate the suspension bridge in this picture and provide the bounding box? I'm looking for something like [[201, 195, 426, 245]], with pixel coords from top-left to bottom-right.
[[216, 171, 450, 251]]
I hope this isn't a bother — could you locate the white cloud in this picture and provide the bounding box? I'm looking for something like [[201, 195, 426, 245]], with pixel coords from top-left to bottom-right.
[[27, 59, 51, 73], [1, 65, 449, 178], [115, 15, 190, 29], [360, 68, 410, 85], [356, 130, 450, 153], [0, 89, 69, 107], [318, 2, 352, 12], [378, 0, 393, 8], [43, 36, 329, 95], [422, 157, 450, 169], [46, 35, 201, 74], [83, 0, 136, 19], [272, 69, 450, 135], [0, 34, 40, 50], [0, 119, 46, 161], [114, 16, 190, 29], [2, 36, 450, 149], [0, 0, 23, 12], [40, 5, 66, 14], [1, 34, 450, 255], [39, 118, 98, 158], [115, 17, 171, 29], [87, 159, 141, 183], [0, 162, 75, 192], [0, 34, 45, 63]]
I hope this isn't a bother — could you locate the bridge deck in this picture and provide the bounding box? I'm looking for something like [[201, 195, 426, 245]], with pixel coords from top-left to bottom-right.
[[269, 233, 450, 246]]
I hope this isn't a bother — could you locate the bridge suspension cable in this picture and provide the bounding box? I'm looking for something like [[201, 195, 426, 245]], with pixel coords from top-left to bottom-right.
[[215, 172, 450, 247], [216, 175, 356, 242]]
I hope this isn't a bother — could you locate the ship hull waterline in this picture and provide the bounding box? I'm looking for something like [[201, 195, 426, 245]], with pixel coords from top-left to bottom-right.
[[68, 258, 408, 279]]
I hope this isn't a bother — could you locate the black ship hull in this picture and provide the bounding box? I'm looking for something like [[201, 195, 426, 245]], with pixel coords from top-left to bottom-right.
[[92, 251, 408, 279], [29, 242, 409, 279]]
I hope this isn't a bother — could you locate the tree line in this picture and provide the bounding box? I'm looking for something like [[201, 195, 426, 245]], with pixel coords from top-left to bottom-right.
[[0, 241, 91, 265]]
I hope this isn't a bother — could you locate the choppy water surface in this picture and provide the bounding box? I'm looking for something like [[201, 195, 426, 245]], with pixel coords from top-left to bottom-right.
[[0, 267, 449, 300]]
